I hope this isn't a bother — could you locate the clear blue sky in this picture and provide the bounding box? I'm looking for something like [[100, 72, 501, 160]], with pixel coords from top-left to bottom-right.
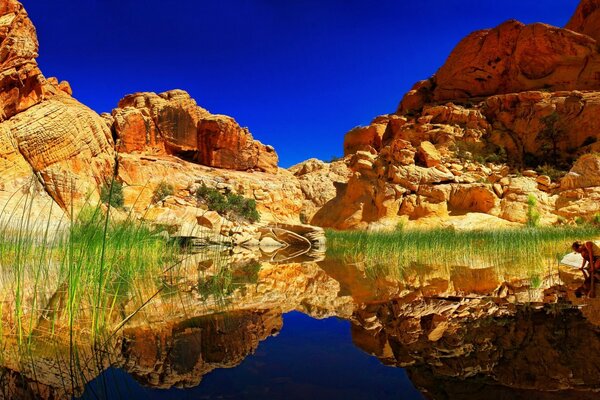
[[24, 0, 579, 167]]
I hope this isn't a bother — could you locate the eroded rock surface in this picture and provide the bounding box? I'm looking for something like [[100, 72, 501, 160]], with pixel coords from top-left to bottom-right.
[[112, 90, 278, 173]]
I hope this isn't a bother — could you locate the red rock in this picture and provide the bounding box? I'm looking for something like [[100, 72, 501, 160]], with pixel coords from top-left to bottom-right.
[[0, 0, 57, 121], [566, 0, 600, 42], [400, 19, 600, 111], [112, 90, 278, 173]]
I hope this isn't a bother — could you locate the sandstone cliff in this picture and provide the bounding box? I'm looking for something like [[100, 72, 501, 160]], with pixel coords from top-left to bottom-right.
[[3, 0, 600, 233], [0, 0, 305, 234], [309, 0, 600, 229]]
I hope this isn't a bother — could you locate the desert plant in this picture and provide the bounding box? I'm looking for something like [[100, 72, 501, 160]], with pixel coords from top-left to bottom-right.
[[99, 180, 124, 208], [152, 181, 174, 203]]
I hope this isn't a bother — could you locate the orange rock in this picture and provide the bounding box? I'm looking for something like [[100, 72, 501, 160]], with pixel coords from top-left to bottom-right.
[[400, 19, 600, 111], [112, 90, 278, 173], [566, 0, 600, 42], [289, 158, 351, 222], [343, 123, 387, 155], [561, 154, 600, 189], [0, 0, 57, 121], [416, 141, 442, 167]]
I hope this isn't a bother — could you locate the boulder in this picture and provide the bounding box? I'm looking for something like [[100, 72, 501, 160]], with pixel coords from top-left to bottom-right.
[[561, 154, 600, 189], [196, 211, 223, 232], [416, 141, 442, 167], [343, 123, 387, 155]]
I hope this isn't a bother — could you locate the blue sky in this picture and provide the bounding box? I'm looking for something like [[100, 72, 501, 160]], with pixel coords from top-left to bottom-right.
[[24, 0, 579, 167]]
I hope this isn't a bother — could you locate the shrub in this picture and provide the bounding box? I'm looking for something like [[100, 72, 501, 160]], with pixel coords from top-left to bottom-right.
[[100, 180, 124, 208], [452, 141, 507, 165], [195, 185, 260, 223], [526, 194, 540, 227], [575, 216, 586, 226], [152, 181, 175, 203], [536, 164, 566, 182], [537, 112, 566, 163]]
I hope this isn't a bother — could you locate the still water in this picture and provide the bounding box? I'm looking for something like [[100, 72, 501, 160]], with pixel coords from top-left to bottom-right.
[[1, 248, 599, 400], [81, 312, 423, 399]]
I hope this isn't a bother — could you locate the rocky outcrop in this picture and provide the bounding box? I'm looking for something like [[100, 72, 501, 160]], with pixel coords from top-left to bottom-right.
[[317, 0, 600, 229], [289, 158, 351, 222], [0, 0, 57, 122], [353, 299, 600, 399], [117, 153, 303, 225], [0, 1, 115, 215], [566, 0, 600, 42], [400, 19, 600, 112], [121, 310, 283, 389], [112, 90, 278, 173]]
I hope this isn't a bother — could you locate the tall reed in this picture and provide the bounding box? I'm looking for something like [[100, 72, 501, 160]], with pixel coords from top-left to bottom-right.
[[326, 226, 600, 277]]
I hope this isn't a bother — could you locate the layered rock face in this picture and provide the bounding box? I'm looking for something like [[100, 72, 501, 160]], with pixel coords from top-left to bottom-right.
[[400, 19, 600, 112], [111, 90, 278, 173], [0, 0, 298, 230], [0, 0, 54, 121], [567, 0, 600, 42], [0, 0, 115, 217], [310, 0, 600, 229], [289, 158, 351, 222]]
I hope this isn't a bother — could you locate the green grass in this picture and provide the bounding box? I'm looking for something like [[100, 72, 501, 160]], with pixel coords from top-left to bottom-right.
[[326, 226, 600, 277], [0, 203, 180, 344], [195, 184, 260, 223]]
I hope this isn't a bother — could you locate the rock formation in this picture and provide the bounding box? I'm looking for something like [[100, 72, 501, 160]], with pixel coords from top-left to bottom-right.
[[566, 0, 600, 42], [111, 90, 278, 173], [307, 0, 600, 229], [0, 0, 301, 236], [2, 0, 600, 235], [400, 19, 600, 112]]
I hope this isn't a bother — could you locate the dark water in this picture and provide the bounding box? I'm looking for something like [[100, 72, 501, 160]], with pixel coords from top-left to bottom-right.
[[80, 312, 423, 400], [4, 252, 600, 400]]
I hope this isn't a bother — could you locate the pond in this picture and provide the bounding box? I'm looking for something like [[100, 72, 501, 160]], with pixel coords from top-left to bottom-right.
[[1, 244, 599, 400]]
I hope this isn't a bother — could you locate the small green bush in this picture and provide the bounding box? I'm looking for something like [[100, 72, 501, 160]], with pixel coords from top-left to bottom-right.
[[152, 181, 175, 203], [100, 180, 124, 208], [526, 194, 540, 227], [195, 184, 260, 223], [575, 216, 586, 226]]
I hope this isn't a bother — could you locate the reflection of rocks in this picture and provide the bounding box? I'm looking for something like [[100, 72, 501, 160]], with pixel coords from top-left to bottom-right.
[[150, 257, 354, 323], [352, 296, 600, 398], [120, 310, 282, 389]]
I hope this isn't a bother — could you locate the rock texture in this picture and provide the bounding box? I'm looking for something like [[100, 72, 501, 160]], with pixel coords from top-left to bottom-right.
[[0, 0, 55, 121], [0, 0, 115, 215], [566, 0, 600, 42], [289, 158, 351, 222], [310, 0, 600, 229], [112, 90, 278, 173], [400, 19, 600, 112]]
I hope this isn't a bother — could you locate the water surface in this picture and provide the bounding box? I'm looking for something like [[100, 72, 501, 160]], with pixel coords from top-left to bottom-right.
[[1, 246, 599, 400]]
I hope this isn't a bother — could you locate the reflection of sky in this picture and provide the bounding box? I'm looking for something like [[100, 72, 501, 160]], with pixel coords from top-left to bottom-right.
[[25, 0, 578, 167], [80, 311, 424, 399]]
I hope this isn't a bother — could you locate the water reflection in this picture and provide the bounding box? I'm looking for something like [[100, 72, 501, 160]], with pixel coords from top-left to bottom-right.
[[0, 245, 599, 399]]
